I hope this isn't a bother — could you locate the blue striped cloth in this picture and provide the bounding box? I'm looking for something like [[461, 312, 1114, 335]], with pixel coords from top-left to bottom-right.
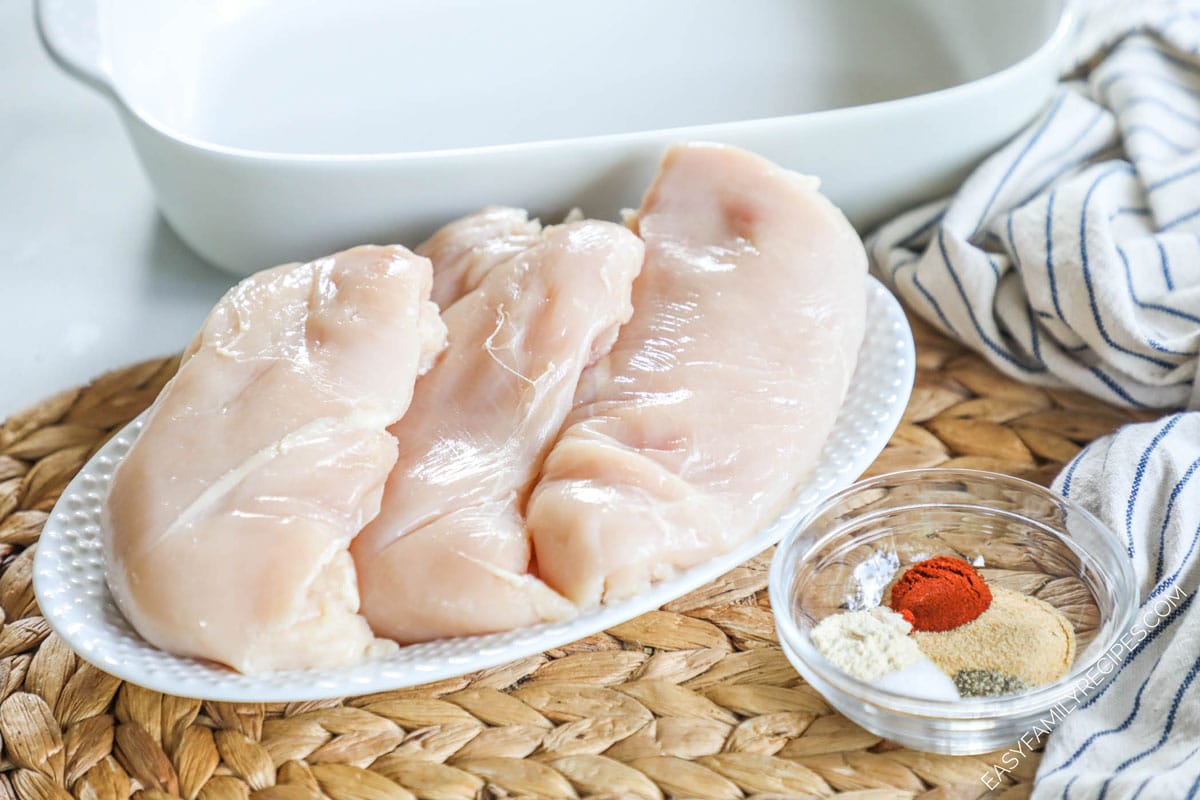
[[869, 4, 1200, 797], [1034, 415, 1200, 798], [869, 3, 1200, 410]]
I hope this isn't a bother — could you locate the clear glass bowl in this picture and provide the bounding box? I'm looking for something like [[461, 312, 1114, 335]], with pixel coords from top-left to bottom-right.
[[769, 468, 1137, 755]]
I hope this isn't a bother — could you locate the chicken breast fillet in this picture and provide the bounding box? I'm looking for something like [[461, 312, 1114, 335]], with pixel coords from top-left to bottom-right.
[[527, 143, 867, 606], [103, 246, 446, 672], [417, 206, 542, 309], [353, 220, 644, 642]]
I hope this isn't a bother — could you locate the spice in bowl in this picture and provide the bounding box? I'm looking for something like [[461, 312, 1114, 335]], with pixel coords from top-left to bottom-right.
[[809, 606, 919, 681], [954, 669, 1030, 698], [809, 607, 959, 700], [889, 555, 992, 631], [911, 586, 1076, 688], [808, 555, 1077, 701]]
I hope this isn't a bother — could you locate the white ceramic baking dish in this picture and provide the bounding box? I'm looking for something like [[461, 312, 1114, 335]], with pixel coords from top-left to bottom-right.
[[38, 0, 1071, 276]]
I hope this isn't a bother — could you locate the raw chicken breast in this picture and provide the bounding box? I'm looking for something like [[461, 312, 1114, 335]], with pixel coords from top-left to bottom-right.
[[103, 246, 446, 672], [417, 206, 541, 309], [527, 143, 867, 606], [353, 220, 644, 642]]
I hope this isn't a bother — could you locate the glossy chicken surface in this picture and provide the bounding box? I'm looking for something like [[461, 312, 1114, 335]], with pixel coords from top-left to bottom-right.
[[103, 246, 446, 672], [417, 206, 542, 309], [353, 220, 644, 642], [527, 143, 867, 606]]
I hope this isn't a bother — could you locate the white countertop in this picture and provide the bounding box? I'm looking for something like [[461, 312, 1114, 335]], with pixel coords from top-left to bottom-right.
[[1, 3, 233, 418]]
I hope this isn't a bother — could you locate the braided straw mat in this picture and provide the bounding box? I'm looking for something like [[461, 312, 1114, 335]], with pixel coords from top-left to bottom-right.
[[0, 313, 1157, 800]]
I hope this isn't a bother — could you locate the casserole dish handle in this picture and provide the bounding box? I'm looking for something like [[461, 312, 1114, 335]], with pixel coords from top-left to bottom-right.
[[35, 0, 112, 96]]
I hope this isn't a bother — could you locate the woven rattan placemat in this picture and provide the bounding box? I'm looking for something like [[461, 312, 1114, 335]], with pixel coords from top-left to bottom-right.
[[0, 314, 1156, 800]]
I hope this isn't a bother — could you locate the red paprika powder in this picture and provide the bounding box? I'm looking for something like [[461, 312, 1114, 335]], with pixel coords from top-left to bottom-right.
[[889, 556, 992, 632]]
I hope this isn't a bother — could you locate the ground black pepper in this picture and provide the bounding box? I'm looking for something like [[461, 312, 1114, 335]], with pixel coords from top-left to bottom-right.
[[954, 669, 1030, 698]]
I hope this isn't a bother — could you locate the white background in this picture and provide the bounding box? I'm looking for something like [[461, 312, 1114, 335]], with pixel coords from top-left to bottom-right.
[[1, 2, 233, 417]]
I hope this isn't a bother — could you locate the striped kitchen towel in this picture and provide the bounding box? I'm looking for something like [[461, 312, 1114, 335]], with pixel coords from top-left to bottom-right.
[[869, 4, 1200, 796], [869, 1, 1200, 410], [1028, 413, 1200, 798]]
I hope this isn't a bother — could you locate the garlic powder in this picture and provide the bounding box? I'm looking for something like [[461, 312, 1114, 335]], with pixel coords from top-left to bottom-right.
[[810, 606, 922, 682]]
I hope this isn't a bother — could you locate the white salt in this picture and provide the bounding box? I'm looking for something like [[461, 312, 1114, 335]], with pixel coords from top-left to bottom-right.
[[874, 655, 961, 701]]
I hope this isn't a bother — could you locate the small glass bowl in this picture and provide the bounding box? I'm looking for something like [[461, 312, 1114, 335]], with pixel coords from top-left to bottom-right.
[[769, 468, 1137, 755]]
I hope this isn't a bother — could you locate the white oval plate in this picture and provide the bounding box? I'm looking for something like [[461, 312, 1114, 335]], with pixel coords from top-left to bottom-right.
[[33, 278, 913, 701]]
